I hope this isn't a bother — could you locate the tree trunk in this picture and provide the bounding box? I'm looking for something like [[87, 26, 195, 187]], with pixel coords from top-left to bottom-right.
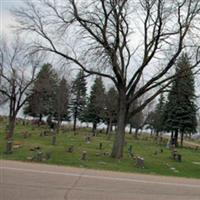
[[7, 116, 16, 139], [39, 114, 42, 122], [106, 122, 109, 134], [129, 124, 132, 134], [57, 115, 61, 134], [111, 90, 127, 159], [174, 129, 179, 147], [107, 118, 112, 134], [134, 128, 139, 139], [155, 130, 159, 141], [170, 131, 174, 143], [180, 132, 184, 147], [5, 115, 16, 154], [92, 122, 97, 136], [73, 109, 77, 132], [150, 129, 153, 137]]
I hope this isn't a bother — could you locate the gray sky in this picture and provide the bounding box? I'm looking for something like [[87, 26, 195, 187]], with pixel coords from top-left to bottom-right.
[[1, 0, 200, 120], [0, 0, 24, 9], [0, 0, 24, 37]]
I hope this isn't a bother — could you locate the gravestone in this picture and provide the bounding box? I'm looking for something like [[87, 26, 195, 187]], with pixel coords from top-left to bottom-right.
[[45, 152, 51, 160], [5, 140, 12, 154], [136, 156, 144, 168], [52, 135, 56, 145], [128, 145, 133, 157], [81, 151, 87, 160], [99, 142, 103, 150], [171, 148, 182, 162], [36, 151, 43, 161], [154, 150, 158, 155], [66, 145, 74, 153], [85, 136, 91, 143]]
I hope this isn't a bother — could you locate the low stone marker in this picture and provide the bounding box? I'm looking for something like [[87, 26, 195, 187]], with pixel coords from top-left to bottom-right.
[[103, 152, 110, 156], [52, 135, 56, 145], [128, 145, 133, 157], [99, 142, 103, 150], [45, 152, 52, 160], [171, 148, 182, 162], [81, 151, 87, 160], [26, 156, 33, 161], [136, 156, 144, 168], [66, 145, 74, 153], [13, 144, 22, 150], [22, 131, 31, 139], [5, 140, 12, 154], [85, 136, 91, 143]]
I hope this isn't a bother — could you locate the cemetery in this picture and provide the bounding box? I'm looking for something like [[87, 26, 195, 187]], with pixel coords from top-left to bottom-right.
[[0, 119, 200, 179]]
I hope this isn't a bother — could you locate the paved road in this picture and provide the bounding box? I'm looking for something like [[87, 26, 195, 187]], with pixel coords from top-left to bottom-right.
[[0, 160, 200, 200]]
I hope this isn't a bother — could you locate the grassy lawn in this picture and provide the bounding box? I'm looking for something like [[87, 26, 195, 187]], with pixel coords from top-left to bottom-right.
[[0, 120, 200, 179]]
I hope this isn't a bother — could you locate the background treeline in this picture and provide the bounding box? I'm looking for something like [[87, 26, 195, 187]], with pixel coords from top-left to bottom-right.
[[0, 38, 198, 151], [23, 53, 197, 148]]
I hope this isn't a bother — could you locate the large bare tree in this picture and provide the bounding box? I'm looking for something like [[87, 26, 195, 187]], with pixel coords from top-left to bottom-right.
[[14, 0, 200, 158], [0, 38, 41, 145]]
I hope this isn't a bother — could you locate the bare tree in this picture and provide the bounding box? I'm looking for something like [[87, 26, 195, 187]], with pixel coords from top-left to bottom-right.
[[14, 0, 200, 158], [0, 37, 41, 151]]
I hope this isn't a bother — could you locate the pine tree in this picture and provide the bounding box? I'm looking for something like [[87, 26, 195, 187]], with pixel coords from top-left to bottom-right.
[[104, 87, 118, 135], [128, 99, 144, 138], [164, 53, 197, 146], [153, 93, 166, 138], [83, 77, 105, 135], [54, 77, 70, 129], [24, 64, 58, 121], [71, 70, 87, 131]]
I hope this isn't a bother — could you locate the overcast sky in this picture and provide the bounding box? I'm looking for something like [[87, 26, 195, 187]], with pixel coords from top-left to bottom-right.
[[1, 0, 200, 121], [0, 0, 25, 37]]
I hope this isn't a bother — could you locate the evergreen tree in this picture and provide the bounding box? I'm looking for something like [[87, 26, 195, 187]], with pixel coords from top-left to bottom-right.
[[104, 87, 118, 135], [129, 109, 144, 139], [164, 53, 197, 146], [83, 77, 105, 135], [71, 70, 87, 131], [24, 64, 58, 121], [153, 93, 166, 138], [54, 77, 70, 129]]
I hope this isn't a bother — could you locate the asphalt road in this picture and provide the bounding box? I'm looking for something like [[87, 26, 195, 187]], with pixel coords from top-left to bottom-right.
[[0, 160, 200, 200]]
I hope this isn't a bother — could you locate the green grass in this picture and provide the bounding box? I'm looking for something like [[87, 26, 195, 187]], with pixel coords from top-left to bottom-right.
[[0, 120, 200, 179]]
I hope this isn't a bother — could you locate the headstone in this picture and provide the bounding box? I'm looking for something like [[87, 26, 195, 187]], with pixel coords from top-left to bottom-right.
[[45, 152, 51, 160], [177, 154, 182, 162], [37, 151, 43, 161], [154, 150, 158, 155], [5, 140, 12, 154], [66, 145, 74, 153], [85, 136, 91, 143], [136, 156, 144, 168], [26, 156, 33, 161], [81, 151, 87, 160], [128, 145, 133, 157], [103, 152, 110, 156], [13, 144, 22, 149], [34, 146, 41, 150], [171, 148, 182, 162], [95, 153, 101, 156], [52, 135, 56, 145], [99, 142, 103, 150]]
